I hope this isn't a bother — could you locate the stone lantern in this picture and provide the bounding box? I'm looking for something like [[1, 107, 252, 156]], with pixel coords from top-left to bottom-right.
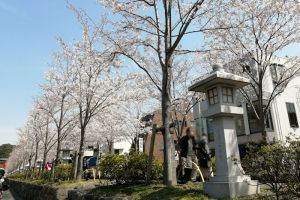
[[189, 64, 260, 198], [60, 146, 73, 164]]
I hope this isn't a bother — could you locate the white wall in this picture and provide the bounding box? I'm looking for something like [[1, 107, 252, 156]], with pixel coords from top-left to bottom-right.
[[272, 77, 300, 141], [113, 139, 132, 155]]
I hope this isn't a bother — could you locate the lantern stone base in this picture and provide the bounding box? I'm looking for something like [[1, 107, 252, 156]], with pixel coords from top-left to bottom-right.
[[203, 179, 260, 198]]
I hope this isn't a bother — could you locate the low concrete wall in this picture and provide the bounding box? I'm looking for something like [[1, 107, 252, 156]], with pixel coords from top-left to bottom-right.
[[8, 179, 97, 200]]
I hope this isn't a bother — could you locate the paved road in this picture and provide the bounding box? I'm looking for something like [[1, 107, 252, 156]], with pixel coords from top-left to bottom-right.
[[1, 189, 21, 200]]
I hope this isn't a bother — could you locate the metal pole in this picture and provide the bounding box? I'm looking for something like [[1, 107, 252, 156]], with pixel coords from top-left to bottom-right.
[[73, 151, 78, 181]]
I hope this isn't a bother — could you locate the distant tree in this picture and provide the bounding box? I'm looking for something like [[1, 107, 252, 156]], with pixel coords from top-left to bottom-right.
[[0, 144, 15, 158], [6, 144, 24, 173], [56, 11, 129, 181], [39, 52, 77, 172]]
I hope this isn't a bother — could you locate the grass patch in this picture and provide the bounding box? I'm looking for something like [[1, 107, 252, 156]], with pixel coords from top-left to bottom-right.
[[88, 182, 276, 200], [89, 182, 211, 200]]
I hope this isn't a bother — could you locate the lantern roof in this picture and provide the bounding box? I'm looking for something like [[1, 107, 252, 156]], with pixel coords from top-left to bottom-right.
[[189, 64, 250, 92]]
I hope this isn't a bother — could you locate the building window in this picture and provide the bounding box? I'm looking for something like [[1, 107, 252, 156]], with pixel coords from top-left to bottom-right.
[[247, 101, 274, 134], [208, 87, 218, 105], [270, 64, 283, 83], [286, 103, 299, 128], [235, 116, 245, 136], [265, 110, 274, 131], [114, 149, 120, 155], [222, 87, 233, 103], [190, 121, 196, 127]]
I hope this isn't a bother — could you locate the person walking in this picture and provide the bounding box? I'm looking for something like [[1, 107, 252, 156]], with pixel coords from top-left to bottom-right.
[[179, 128, 198, 182]]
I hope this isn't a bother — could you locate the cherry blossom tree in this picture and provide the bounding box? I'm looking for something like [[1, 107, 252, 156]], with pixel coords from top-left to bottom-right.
[[56, 12, 130, 181], [6, 143, 26, 173], [171, 58, 208, 141], [39, 51, 77, 170], [15, 125, 37, 178], [119, 73, 159, 152], [88, 110, 129, 154], [33, 99, 57, 172], [204, 0, 300, 142], [96, 0, 223, 186], [28, 109, 45, 175]]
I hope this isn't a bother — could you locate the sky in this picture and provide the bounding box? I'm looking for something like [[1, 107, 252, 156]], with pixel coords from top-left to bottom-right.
[[0, 0, 101, 145], [0, 0, 299, 146]]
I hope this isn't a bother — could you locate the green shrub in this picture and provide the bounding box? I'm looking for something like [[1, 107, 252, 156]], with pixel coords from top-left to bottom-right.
[[27, 169, 39, 179], [39, 170, 51, 181], [210, 156, 216, 174], [100, 154, 127, 184], [281, 135, 300, 199], [7, 173, 25, 179], [55, 164, 72, 181], [243, 134, 300, 200], [151, 160, 163, 180], [100, 151, 163, 184], [126, 151, 148, 182]]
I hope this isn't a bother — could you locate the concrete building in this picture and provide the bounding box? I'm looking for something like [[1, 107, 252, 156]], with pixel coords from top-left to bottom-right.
[[193, 57, 300, 151], [112, 139, 132, 155]]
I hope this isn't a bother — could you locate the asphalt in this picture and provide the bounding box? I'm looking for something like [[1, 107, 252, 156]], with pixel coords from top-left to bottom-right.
[[1, 189, 21, 200]]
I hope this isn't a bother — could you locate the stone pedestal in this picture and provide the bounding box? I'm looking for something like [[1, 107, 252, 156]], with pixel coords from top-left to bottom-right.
[[202, 117, 260, 198], [188, 64, 260, 198], [203, 180, 260, 198]]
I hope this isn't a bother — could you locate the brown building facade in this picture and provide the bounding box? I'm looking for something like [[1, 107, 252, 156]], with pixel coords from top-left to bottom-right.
[[144, 110, 197, 162]]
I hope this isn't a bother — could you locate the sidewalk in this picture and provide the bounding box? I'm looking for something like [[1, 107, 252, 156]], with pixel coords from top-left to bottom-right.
[[2, 189, 21, 200]]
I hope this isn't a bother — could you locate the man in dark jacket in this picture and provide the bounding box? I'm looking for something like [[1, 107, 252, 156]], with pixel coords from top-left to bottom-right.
[[179, 128, 198, 181]]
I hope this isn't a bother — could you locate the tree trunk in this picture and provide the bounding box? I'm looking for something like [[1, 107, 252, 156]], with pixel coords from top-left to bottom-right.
[[42, 148, 47, 172], [50, 160, 55, 182], [55, 96, 65, 164], [32, 142, 39, 178], [26, 156, 32, 179], [42, 120, 50, 172], [56, 129, 61, 162], [22, 159, 26, 174], [51, 129, 61, 181], [76, 127, 85, 182], [161, 0, 177, 187], [107, 139, 113, 154], [72, 151, 78, 181], [258, 83, 268, 144], [162, 64, 177, 186], [18, 163, 21, 173]]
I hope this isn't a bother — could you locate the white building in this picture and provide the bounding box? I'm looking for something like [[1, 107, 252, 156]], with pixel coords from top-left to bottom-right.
[[193, 57, 300, 150], [112, 139, 132, 155]]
